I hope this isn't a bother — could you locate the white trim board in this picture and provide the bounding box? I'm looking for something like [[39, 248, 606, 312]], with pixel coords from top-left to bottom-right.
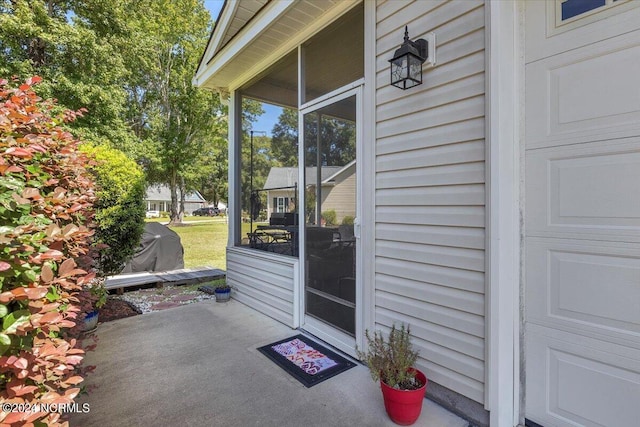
[[361, 0, 376, 345], [485, 1, 521, 426]]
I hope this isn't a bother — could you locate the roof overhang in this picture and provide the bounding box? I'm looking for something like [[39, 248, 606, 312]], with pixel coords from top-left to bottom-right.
[[193, 0, 360, 93]]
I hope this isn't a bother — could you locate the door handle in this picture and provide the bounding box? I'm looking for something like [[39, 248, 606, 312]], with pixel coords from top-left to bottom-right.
[[354, 218, 361, 239]]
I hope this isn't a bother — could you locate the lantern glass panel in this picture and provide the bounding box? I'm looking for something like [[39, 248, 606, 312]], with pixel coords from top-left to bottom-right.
[[391, 55, 409, 86], [409, 54, 422, 82]]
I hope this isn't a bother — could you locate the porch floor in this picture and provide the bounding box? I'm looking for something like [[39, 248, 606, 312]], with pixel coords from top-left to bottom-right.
[[71, 299, 469, 427]]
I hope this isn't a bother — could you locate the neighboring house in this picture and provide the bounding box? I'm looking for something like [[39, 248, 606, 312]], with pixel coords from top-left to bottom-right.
[[145, 185, 206, 215], [194, 2, 640, 427], [320, 161, 356, 224], [263, 165, 355, 224]]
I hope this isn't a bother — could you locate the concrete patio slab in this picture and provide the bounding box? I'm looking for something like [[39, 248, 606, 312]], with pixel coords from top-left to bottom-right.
[[71, 300, 469, 427]]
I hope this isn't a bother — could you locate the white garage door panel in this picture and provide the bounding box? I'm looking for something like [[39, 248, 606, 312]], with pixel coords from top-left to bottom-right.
[[556, 49, 640, 123], [525, 3, 640, 426], [525, 0, 640, 65], [526, 30, 640, 150], [526, 238, 640, 348], [526, 325, 640, 427], [526, 139, 640, 242]]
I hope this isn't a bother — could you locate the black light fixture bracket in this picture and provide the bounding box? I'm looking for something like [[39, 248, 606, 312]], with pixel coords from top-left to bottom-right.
[[413, 37, 428, 61], [408, 28, 435, 67]]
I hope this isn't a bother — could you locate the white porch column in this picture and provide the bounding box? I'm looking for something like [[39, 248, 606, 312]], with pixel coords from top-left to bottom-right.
[[485, 1, 521, 426], [228, 90, 241, 247]]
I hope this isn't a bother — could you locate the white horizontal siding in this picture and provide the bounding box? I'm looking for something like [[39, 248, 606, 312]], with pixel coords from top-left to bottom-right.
[[377, 223, 485, 250], [374, 0, 486, 404], [376, 240, 484, 272], [377, 117, 485, 155], [376, 205, 485, 228], [377, 139, 485, 171], [377, 72, 485, 123], [376, 274, 484, 316], [377, 162, 485, 190], [226, 248, 297, 327], [377, 258, 484, 294], [376, 291, 485, 339], [377, 184, 484, 207], [377, 96, 485, 139]]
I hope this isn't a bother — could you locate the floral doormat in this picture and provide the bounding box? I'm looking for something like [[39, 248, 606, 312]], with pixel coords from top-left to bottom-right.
[[257, 334, 356, 387]]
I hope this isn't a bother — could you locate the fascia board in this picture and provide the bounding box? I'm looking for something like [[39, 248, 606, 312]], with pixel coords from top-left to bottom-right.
[[195, 1, 238, 79]]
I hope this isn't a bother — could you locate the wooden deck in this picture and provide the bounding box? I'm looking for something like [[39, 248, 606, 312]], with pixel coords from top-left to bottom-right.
[[105, 267, 226, 292]]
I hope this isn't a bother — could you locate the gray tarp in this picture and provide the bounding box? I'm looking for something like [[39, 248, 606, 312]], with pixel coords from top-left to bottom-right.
[[121, 222, 184, 273]]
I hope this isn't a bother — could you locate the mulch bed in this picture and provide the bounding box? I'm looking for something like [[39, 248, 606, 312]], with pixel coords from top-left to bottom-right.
[[97, 283, 220, 324], [99, 298, 140, 322]]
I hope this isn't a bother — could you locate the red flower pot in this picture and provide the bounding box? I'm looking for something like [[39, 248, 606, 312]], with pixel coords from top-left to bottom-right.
[[380, 368, 428, 426]]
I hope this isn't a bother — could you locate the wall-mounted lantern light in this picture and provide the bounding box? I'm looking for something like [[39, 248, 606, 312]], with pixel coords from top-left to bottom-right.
[[389, 26, 436, 90]]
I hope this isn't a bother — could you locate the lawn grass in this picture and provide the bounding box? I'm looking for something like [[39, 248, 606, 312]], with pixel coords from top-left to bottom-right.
[[154, 220, 229, 269], [141, 216, 264, 270], [146, 215, 226, 223]]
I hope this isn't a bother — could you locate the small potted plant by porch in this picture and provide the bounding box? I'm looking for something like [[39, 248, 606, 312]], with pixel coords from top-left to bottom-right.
[[214, 281, 231, 302], [77, 280, 108, 332], [357, 324, 428, 426]]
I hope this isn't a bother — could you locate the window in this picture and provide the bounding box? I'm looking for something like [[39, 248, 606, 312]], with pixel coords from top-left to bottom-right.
[[555, 0, 631, 26], [561, 0, 606, 20], [275, 197, 289, 213]]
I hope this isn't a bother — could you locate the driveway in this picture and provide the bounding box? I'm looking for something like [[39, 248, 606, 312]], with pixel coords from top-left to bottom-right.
[[71, 300, 469, 427]]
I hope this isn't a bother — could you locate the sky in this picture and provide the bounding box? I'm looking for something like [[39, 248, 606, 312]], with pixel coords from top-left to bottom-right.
[[203, 0, 225, 21], [203, 0, 283, 136]]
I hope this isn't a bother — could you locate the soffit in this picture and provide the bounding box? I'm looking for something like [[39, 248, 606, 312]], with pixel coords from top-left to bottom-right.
[[220, 1, 269, 50], [194, 0, 359, 91]]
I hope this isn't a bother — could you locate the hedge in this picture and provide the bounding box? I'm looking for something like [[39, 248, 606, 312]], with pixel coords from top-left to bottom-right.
[[81, 143, 146, 276], [0, 76, 97, 426]]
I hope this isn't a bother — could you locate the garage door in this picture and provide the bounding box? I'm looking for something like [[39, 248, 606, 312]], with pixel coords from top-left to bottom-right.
[[524, 1, 640, 426]]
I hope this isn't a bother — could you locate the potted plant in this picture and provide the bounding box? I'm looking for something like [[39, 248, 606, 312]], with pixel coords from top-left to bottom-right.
[[357, 324, 428, 426], [77, 280, 108, 332], [214, 281, 231, 302]]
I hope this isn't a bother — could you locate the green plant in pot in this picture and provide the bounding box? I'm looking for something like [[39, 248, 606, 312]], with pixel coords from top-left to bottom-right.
[[214, 281, 231, 302], [77, 280, 108, 332], [357, 324, 428, 426]]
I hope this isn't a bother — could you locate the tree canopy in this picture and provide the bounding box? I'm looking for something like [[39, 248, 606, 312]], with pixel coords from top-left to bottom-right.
[[0, 0, 230, 222]]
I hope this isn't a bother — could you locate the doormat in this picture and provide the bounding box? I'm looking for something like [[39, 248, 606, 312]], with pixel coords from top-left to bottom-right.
[[257, 334, 356, 388]]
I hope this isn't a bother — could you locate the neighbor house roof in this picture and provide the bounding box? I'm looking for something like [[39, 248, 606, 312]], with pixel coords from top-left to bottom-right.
[[263, 166, 355, 190], [145, 185, 206, 203], [321, 160, 356, 184]]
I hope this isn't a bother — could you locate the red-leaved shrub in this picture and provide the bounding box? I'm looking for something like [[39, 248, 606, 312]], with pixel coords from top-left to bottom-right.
[[0, 76, 97, 426]]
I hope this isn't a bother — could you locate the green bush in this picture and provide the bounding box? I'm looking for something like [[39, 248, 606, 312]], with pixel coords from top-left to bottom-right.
[[341, 215, 355, 225], [81, 143, 146, 276], [0, 76, 98, 425], [321, 209, 337, 226]]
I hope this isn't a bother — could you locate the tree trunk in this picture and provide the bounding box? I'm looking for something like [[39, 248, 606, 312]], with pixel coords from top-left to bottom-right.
[[168, 169, 179, 225], [178, 177, 186, 223]]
